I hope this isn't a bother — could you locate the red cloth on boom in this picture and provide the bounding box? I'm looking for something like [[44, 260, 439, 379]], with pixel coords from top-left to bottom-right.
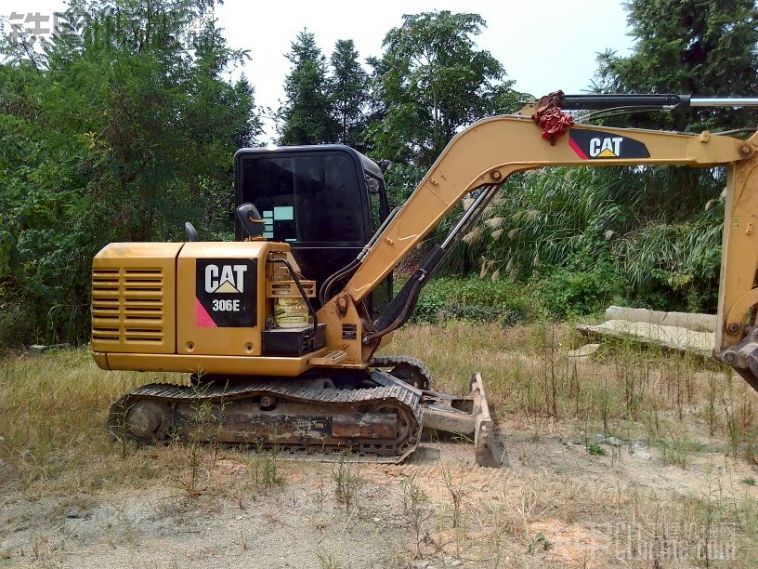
[[532, 90, 574, 144]]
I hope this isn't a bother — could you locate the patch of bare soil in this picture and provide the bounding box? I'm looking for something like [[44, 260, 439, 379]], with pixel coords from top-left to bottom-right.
[[1, 464, 405, 569], [1, 430, 755, 569]]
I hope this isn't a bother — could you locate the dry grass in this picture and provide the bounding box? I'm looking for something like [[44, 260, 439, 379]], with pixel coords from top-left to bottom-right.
[[0, 349, 285, 500], [0, 323, 755, 488], [384, 462, 757, 568], [0, 349, 169, 495], [0, 322, 756, 568], [380, 321, 758, 567], [390, 320, 757, 461], [333, 455, 363, 512]]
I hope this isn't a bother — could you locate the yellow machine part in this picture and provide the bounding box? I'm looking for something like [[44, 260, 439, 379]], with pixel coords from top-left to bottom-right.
[[91, 240, 327, 376], [91, 242, 181, 355], [176, 241, 268, 357]]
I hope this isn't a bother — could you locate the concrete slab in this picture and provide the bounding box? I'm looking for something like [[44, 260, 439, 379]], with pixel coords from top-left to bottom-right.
[[567, 343, 601, 359], [577, 318, 714, 357]]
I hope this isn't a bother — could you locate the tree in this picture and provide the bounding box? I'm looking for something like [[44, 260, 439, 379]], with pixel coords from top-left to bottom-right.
[[590, 0, 757, 215], [278, 29, 335, 145], [232, 75, 263, 148], [366, 11, 515, 169], [0, 0, 259, 346], [329, 39, 368, 149], [594, 0, 757, 131]]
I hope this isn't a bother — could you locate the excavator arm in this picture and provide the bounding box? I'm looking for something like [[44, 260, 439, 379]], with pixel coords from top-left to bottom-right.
[[321, 115, 758, 390]]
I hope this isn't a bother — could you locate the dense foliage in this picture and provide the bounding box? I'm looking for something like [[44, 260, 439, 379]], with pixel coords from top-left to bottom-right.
[[472, 168, 725, 314], [594, 0, 757, 131], [365, 11, 517, 169], [0, 0, 258, 346]]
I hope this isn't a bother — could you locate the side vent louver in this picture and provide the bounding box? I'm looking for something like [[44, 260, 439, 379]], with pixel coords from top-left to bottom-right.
[[92, 268, 165, 347]]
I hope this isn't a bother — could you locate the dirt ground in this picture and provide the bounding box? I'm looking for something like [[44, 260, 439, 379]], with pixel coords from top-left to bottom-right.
[[2, 425, 755, 568]]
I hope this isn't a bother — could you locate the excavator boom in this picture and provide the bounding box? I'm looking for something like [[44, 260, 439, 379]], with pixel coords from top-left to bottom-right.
[[343, 116, 747, 303]]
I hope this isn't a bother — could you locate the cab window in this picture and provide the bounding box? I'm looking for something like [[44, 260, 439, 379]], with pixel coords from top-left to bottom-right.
[[240, 153, 364, 244]]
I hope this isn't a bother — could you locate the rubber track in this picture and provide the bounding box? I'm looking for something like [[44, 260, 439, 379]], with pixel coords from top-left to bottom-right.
[[370, 355, 431, 390], [110, 377, 423, 464]]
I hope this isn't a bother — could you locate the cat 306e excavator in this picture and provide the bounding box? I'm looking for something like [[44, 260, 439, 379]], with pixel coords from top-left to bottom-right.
[[91, 93, 758, 467]]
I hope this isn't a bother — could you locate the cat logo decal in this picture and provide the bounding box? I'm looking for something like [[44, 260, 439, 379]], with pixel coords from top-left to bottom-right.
[[569, 129, 650, 160], [195, 259, 256, 328]]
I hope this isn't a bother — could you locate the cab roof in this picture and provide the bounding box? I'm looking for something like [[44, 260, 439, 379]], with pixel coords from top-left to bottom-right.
[[234, 144, 383, 179]]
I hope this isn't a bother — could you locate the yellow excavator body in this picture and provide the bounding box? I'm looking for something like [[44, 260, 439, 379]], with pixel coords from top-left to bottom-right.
[[92, 240, 327, 377], [91, 101, 758, 466]]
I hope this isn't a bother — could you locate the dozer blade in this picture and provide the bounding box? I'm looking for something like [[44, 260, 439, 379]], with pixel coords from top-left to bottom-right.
[[419, 373, 507, 468]]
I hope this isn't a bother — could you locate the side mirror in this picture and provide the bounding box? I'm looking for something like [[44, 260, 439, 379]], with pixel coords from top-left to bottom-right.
[[237, 203, 265, 238]]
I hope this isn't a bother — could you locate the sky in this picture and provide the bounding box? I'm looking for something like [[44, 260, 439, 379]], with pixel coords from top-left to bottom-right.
[[8, 0, 635, 139]]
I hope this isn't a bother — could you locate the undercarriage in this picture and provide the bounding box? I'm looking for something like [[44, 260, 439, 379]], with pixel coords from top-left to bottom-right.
[[109, 358, 505, 467]]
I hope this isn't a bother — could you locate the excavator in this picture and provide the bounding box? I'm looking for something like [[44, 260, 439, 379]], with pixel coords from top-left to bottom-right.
[[90, 93, 758, 467]]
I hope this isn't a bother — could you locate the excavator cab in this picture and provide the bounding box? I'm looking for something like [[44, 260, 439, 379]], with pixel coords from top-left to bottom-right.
[[234, 145, 392, 318]]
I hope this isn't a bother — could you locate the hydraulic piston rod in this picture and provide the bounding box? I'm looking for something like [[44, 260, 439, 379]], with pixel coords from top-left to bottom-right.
[[558, 94, 758, 110], [689, 97, 758, 107]]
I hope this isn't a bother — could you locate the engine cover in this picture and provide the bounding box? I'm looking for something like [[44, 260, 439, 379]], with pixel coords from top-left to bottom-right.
[[92, 241, 291, 359], [176, 241, 268, 356]]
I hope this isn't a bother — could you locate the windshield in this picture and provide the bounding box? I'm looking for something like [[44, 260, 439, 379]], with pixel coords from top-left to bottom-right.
[[239, 152, 365, 244]]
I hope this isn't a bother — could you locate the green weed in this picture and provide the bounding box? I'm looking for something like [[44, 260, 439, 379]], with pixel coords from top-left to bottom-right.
[[333, 455, 362, 512], [586, 442, 606, 456]]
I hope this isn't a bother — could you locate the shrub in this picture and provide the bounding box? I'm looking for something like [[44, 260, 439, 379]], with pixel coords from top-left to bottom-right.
[[412, 277, 530, 324], [413, 292, 447, 323], [530, 264, 624, 319]]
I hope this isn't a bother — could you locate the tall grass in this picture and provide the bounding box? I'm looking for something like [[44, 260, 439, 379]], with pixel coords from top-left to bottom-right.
[[617, 213, 723, 311], [468, 166, 726, 314], [0, 349, 178, 494], [475, 168, 627, 280], [0, 349, 294, 499], [387, 320, 757, 462]]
